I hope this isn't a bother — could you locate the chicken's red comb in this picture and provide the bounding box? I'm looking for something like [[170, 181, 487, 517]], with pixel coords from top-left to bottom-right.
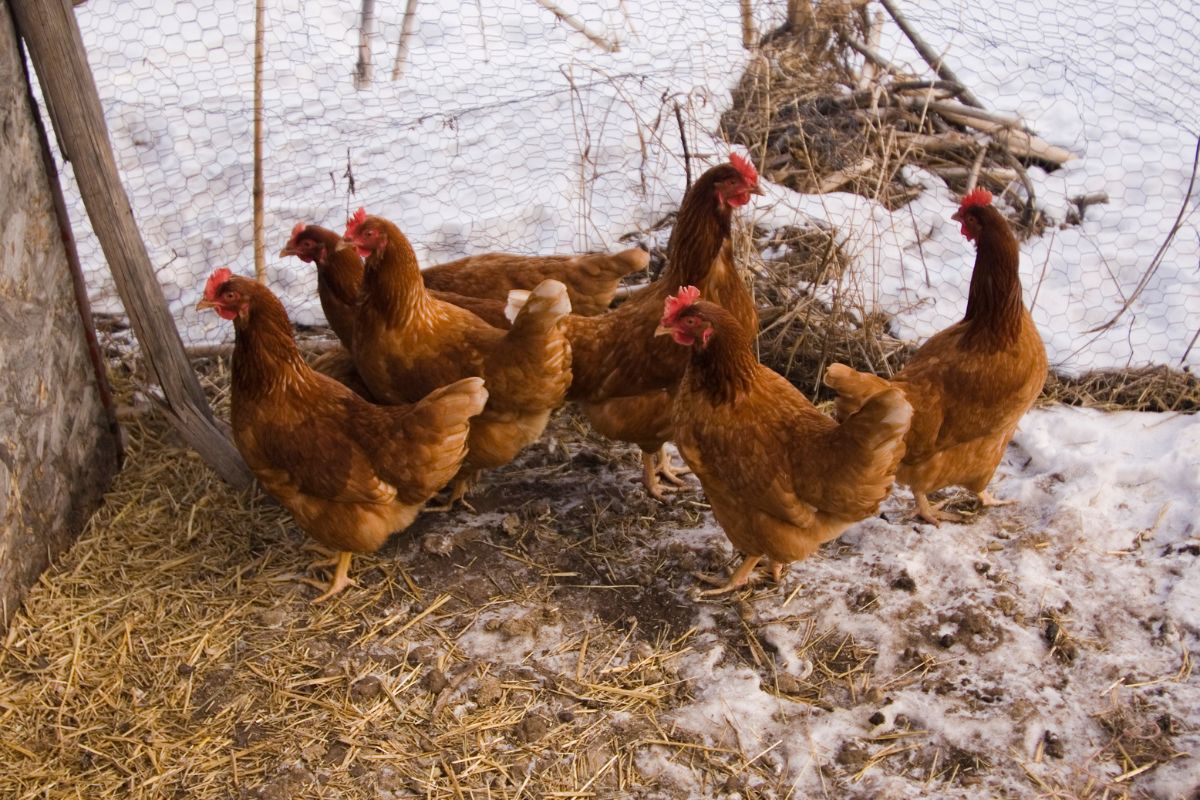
[[959, 188, 993, 211], [344, 207, 367, 238], [730, 152, 758, 186], [204, 268, 234, 301], [662, 285, 702, 326], [290, 222, 305, 239]]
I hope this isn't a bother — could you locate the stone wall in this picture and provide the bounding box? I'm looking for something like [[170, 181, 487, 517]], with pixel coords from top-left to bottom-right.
[[0, 0, 118, 624]]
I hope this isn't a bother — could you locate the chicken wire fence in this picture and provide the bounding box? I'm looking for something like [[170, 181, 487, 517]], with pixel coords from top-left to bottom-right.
[[39, 0, 1200, 380]]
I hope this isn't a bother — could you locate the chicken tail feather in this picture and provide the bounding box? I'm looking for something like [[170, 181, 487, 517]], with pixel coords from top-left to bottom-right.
[[506, 279, 572, 332], [823, 362, 892, 421], [832, 385, 912, 513], [418, 376, 489, 423], [608, 247, 650, 275]]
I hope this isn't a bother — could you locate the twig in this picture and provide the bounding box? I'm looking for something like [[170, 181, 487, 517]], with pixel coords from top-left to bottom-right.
[[1000, 147, 1040, 228], [876, 0, 984, 108], [817, 157, 876, 193], [906, 99, 1075, 165], [390, 0, 420, 81], [533, 0, 619, 53], [1089, 134, 1200, 333], [843, 34, 899, 74], [933, 165, 1018, 185], [674, 101, 692, 191], [786, 0, 813, 30], [185, 339, 342, 359], [253, 0, 265, 282], [964, 141, 988, 194], [857, 10, 883, 89]]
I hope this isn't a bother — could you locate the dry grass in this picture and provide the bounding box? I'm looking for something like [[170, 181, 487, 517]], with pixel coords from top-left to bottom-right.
[[1042, 366, 1200, 413], [720, 2, 1049, 235], [1, 345, 1195, 797], [0, 360, 887, 799]]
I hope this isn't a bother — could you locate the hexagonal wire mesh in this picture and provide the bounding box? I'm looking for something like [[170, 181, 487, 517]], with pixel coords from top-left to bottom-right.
[[36, 0, 1200, 381]]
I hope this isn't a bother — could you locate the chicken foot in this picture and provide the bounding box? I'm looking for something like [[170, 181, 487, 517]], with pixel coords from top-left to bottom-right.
[[912, 492, 966, 526], [309, 551, 356, 602], [301, 542, 344, 571], [425, 476, 478, 513], [641, 447, 693, 502], [977, 489, 1016, 508], [654, 447, 692, 484], [693, 555, 767, 596], [287, 550, 357, 602]]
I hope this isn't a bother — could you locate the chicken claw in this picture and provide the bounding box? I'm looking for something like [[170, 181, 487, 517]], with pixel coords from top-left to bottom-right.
[[912, 492, 966, 526], [977, 490, 1016, 508], [307, 551, 356, 603], [654, 446, 692, 486], [642, 448, 694, 501], [301, 542, 343, 570], [694, 555, 763, 596], [425, 477, 477, 513], [642, 453, 679, 501]]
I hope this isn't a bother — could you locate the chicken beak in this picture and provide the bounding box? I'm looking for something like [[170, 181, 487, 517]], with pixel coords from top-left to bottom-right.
[[334, 239, 355, 253], [278, 245, 295, 258], [950, 210, 963, 223], [195, 297, 216, 312], [750, 183, 765, 196], [653, 324, 672, 337]]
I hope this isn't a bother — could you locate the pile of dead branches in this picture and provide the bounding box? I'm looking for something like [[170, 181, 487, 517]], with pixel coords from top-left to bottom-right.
[[722, 0, 1074, 237]]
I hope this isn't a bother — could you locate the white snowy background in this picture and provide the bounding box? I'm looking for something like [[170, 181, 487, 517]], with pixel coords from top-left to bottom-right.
[[51, 0, 1200, 374], [30, 1, 1200, 796]]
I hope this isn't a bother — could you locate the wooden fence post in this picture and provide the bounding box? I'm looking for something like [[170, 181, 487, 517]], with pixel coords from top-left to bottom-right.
[[10, 0, 253, 490]]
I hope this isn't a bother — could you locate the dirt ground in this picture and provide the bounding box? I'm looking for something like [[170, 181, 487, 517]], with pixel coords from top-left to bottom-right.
[[0, 360, 1196, 799]]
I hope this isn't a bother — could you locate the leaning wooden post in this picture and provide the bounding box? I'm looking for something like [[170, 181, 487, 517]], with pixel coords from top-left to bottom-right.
[[253, 0, 265, 282], [391, 0, 419, 80], [10, 0, 253, 489], [354, 0, 376, 88]]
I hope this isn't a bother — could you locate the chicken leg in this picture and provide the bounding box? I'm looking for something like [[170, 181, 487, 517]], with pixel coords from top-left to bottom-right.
[[641, 447, 693, 501], [425, 476, 477, 513], [695, 555, 763, 596], [654, 446, 692, 485], [978, 489, 1016, 508], [913, 492, 965, 526], [309, 551, 355, 603]]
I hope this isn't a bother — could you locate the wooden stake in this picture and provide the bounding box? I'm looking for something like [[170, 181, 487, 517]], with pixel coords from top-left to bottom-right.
[[739, 0, 756, 48], [10, 0, 252, 489], [354, 0, 376, 88], [253, 0, 265, 282], [391, 0, 420, 81]]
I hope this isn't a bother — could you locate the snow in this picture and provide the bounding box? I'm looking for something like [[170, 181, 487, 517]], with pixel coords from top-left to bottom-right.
[[642, 406, 1200, 797], [49, 0, 1199, 374]]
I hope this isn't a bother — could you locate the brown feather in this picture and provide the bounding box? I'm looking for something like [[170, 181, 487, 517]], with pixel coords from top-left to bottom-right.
[[349, 216, 572, 476], [825, 203, 1048, 502], [422, 247, 648, 315], [216, 276, 487, 556], [668, 302, 912, 567]]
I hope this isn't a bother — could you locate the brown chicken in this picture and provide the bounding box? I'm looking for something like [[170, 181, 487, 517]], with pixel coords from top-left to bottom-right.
[[342, 209, 573, 506], [510, 156, 762, 498], [824, 189, 1048, 525], [656, 290, 913, 594], [196, 269, 488, 601], [578, 391, 688, 498], [280, 224, 511, 346], [422, 246, 649, 316]]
